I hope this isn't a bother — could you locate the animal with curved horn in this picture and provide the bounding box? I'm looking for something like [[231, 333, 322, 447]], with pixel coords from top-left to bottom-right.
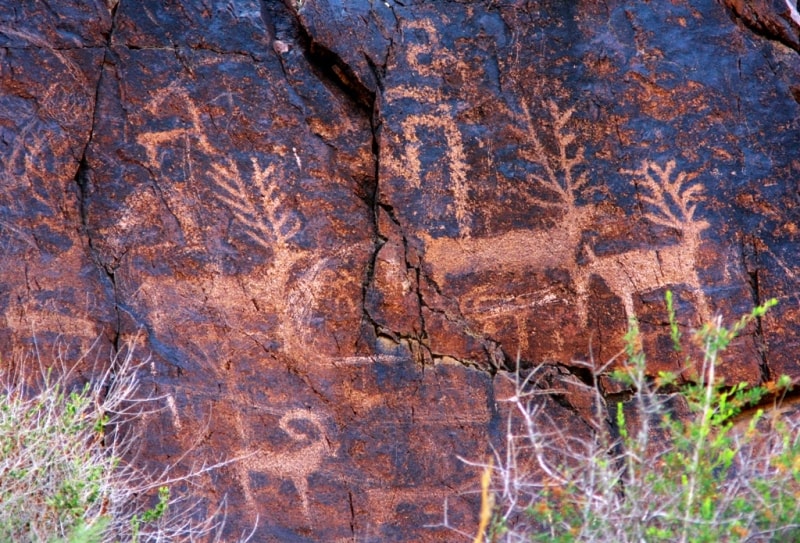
[[236, 408, 333, 522]]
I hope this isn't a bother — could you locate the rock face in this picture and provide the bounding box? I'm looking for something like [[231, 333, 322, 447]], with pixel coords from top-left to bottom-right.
[[1, 0, 799, 540]]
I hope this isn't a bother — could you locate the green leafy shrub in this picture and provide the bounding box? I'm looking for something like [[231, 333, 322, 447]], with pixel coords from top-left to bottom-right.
[[473, 295, 800, 542], [0, 342, 252, 543]]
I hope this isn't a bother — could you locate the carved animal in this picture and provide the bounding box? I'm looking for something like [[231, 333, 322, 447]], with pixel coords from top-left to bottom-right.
[[574, 160, 711, 324], [421, 102, 596, 286], [236, 408, 332, 522], [421, 104, 712, 331]]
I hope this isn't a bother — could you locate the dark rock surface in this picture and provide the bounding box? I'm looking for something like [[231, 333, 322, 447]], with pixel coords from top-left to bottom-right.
[[1, 0, 798, 540]]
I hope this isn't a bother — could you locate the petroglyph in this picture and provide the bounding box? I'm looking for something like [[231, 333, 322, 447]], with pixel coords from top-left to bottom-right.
[[399, 108, 470, 233], [422, 102, 713, 327], [0, 117, 78, 238], [135, 87, 212, 243], [4, 306, 100, 340], [279, 257, 332, 357], [165, 394, 182, 431], [206, 156, 353, 360], [0, 218, 39, 251], [209, 157, 301, 251], [461, 285, 560, 354], [363, 482, 474, 526], [321, 354, 410, 367], [384, 19, 473, 237], [575, 159, 711, 324], [235, 408, 333, 522], [0, 26, 88, 81], [403, 19, 449, 79], [421, 101, 596, 283], [135, 87, 353, 361]]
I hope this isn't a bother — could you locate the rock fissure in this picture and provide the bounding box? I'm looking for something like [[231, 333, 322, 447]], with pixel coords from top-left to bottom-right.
[[5, 1, 800, 538], [722, 0, 800, 52], [381, 204, 433, 360], [347, 490, 356, 536], [75, 150, 122, 355], [743, 236, 772, 384], [70, 1, 124, 357], [186, 42, 263, 63], [291, 20, 376, 112], [0, 45, 108, 53], [364, 53, 385, 94], [274, 3, 460, 373], [278, 15, 397, 362], [360, 119, 385, 354]]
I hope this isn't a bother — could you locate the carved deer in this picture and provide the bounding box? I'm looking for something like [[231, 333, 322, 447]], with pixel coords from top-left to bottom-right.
[[421, 101, 597, 287], [211, 157, 335, 359], [574, 160, 711, 324]]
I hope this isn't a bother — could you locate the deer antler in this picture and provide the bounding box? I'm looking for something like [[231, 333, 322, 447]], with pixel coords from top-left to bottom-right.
[[515, 101, 589, 209], [210, 157, 301, 249], [251, 157, 302, 247], [210, 159, 254, 220], [626, 159, 704, 229]]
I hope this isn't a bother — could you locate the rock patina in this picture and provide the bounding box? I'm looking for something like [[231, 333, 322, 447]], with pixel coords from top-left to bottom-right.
[[1, 0, 798, 540]]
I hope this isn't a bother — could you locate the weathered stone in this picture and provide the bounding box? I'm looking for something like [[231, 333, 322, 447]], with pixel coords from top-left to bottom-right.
[[1, 0, 799, 540], [723, 0, 800, 51], [0, 5, 112, 363], [369, 0, 800, 386]]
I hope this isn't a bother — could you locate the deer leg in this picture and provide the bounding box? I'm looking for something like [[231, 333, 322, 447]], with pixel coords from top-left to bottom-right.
[[574, 273, 590, 327], [238, 462, 257, 512], [622, 290, 638, 325], [694, 287, 712, 325], [233, 411, 258, 513]]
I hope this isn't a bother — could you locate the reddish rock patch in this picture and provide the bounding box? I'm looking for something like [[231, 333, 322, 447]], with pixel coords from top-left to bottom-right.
[[1, 0, 799, 539]]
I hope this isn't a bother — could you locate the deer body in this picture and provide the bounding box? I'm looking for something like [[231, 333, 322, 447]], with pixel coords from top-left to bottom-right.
[[420, 129, 711, 328], [576, 238, 710, 325], [421, 205, 596, 285], [422, 102, 597, 285]]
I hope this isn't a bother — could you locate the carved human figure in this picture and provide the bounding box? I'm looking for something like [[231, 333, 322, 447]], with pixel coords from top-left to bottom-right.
[[384, 19, 472, 236]]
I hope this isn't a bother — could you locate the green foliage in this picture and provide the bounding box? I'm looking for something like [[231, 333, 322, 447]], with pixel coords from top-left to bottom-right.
[[480, 294, 800, 542], [0, 371, 112, 541], [666, 290, 681, 353], [0, 346, 249, 543], [131, 487, 170, 542], [54, 518, 110, 543]]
